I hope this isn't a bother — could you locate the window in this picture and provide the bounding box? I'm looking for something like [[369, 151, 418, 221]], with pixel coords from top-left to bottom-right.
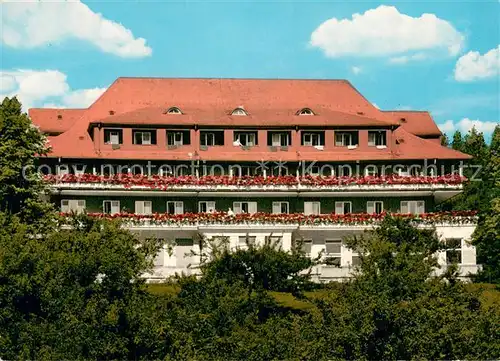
[[351, 255, 361, 266], [57, 165, 69, 176], [200, 131, 224, 146], [135, 200, 152, 215], [166, 201, 184, 215], [133, 130, 155, 145], [268, 132, 290, 147], [325, 239, 342, 266], [238, 235, 256, 246], [272, 202, 289, 214], [167, 130, 190, 146], [199, 201, 216, 213], [445, 238, 462, 264], [308, 166, 320, 176], [300, 239, 313, 256], [368, 131, 387, 147], [234, 132, 257, 146], [61, 199, 86, 214], [302, 132, 324, 146], [201, 132, 214, 146], [233, 201, 257, 214], [73, 164, 86, 175], [166, 107, 182, 114], [339, 166, 352, 177], [231, 107, 247, 116], [366, 201, 384, 214], [265, 236, 283, 246], [304, 201, 321, 215], [104, 129, 123, 145], [335, 201, 352, 215], [335, 131, 359, 147], [103, 200, 120, 214], [297, 108, 314, 115], [400, 201, 425, 214], [364, 165, 379, 177]]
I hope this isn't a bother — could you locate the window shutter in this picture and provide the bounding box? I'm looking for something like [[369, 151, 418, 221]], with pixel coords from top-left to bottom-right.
[[417, 201, 425, 214], [174, 201, 184, 215], [272, 134, 280, 146], [61, 200, 70, 212], [144, 201, 152, 215], [111, 201, 120, 214], [400, 201, 409, 214], [313, 202, 321, 215], [335, 133, 343, 146], [233, 202, 242, 214], [335, 202, 344, 215], [110, 132, 119, 144], [135, 201, 144, 214], [368, 132, 376, 146], [366, 201, 375, 214], [272, 202, 281, 214], [304, 202, 312, 215], [207, 201, 216, 212], [248, 202, 257, 214]]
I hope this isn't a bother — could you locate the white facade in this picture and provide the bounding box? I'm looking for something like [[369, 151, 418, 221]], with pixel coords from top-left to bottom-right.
[[136, 223, 478, 283]]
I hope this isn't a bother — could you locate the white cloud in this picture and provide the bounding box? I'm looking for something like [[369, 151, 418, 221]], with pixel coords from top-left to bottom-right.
[[439, 118, 499, 134], [389, 53, 428, 64], [310, 5, 463, 62], [351, 66, 362, 75], [1, 0, 152, 58], [454, 45, 500, 82], [394, 105, 413, 110], [0, 69, 106, 109]]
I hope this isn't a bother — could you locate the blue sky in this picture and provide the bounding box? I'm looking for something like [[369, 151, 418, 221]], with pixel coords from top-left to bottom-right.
[[1, 0, 498, 138]]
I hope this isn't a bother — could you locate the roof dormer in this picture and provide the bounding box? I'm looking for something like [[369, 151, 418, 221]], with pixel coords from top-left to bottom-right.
[[231, 107, 248, 116], [165, 107, 183, 115], [297, 108, 315, 116]]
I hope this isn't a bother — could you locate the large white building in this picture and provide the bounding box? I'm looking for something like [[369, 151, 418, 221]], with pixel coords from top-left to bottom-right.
[[30, 77, 478, 281]]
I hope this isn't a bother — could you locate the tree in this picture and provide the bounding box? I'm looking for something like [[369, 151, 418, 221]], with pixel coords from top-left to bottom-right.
[[452, 130, 464, 151], [0, 97, 52, 224], [316, 216, 499, 360], [441, 133, 450, 146], [473, 125, 500, 284], [0, 214, 165, 360], [196, 234, 315, 294]]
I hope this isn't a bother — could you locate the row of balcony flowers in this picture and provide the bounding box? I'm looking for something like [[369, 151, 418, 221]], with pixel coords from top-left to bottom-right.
[[45, 174, 466, 188], [59, 211, 478, 226]]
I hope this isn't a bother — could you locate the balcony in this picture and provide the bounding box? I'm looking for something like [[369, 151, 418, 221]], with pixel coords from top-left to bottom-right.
[[45, 174, 466, 201], [59, 210, 478, 229]]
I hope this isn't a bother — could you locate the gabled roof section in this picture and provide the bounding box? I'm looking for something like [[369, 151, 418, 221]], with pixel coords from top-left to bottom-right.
[[383, 110, 442, 137], [28, 108, 85, 134]]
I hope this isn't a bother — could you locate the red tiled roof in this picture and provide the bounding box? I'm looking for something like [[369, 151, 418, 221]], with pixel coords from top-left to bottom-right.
[[383, 110, 442, 137], [93, 106, 393, 128], [30, 77, 470, 162], [29, 108, 85, 134]]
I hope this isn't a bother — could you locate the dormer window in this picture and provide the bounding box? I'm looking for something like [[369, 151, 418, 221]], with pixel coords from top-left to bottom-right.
[[231, 107, 247, 116], [297, 108, 315, 116], [165, 107, 182, 115]]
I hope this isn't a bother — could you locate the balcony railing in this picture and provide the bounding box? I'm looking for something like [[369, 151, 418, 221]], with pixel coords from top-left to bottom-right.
[[45, 174, 466, 191], [59, 211, 478, 227]]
